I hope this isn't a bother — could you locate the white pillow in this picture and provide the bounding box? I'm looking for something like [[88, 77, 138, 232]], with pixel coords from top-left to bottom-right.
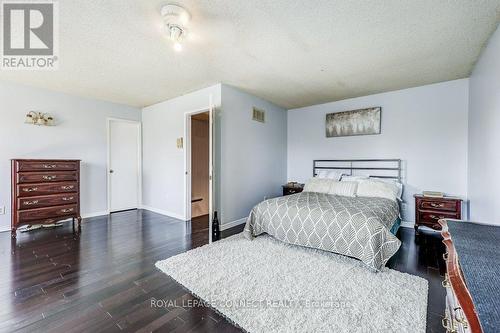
[[370, 177, 403, 199], [341, 175, 369, 182], [316, 170, 343, 181], [357, 179, 399, 202], [303, 178, 337, 194], [328, 181, 357, 197]]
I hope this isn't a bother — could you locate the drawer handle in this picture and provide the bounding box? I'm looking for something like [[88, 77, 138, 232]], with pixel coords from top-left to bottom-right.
[[429, 214, 445, 220], [61, 185, 74, 190], [430, 202, 445, 208], [23, 200, 39, 205], [61, 208, 74, 213], [453, 307, 468, 328], [62, 196, 74, 201], [442, 317, 457, 333], [43, 164, 57, 169], [22, 187, 38, 192], [42, 175, 57, 180]]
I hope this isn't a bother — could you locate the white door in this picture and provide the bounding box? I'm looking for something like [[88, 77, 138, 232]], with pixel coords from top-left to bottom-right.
[[108, 119, 140, 212]]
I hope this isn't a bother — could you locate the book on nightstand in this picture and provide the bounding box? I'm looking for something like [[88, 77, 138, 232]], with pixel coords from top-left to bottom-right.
[[422, 191, 444, 198]]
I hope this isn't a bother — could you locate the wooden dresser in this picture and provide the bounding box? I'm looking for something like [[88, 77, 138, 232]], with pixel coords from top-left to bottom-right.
[[439, 219, 500, 333], [11, 159, 81, 238], [414, 195, 462, 235]]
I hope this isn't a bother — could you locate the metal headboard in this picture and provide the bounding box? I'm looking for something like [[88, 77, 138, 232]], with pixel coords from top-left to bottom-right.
[[313, 159, 402, 181]]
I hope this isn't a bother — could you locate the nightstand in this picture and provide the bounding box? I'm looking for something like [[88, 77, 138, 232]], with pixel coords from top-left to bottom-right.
[[414, 194, 462, 235], [282, 183, 304, 196]]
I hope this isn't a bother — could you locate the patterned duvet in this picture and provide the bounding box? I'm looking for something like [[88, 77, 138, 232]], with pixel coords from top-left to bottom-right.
[[243, 192, 400, 271]]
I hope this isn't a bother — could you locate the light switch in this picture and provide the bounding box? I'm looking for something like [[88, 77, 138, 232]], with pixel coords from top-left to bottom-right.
[[176, 137, 183, 149]]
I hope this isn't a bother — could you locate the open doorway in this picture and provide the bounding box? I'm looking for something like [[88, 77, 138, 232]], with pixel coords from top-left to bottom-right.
[[189, 111, 210, 233]]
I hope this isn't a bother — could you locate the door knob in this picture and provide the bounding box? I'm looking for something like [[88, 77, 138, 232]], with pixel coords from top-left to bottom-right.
[[109, 169, 114, 173]]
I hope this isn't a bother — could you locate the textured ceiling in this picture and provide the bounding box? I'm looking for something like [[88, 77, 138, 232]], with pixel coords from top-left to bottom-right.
[[1, 1, 499, 109]]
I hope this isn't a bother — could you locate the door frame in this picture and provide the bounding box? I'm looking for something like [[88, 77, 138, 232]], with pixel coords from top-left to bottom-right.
[[106, 117, 142, 214], [184, 107, 213, 241]]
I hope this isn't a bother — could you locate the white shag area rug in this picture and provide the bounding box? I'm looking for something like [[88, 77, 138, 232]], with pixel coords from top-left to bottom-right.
[[155, 234, 428, 333]]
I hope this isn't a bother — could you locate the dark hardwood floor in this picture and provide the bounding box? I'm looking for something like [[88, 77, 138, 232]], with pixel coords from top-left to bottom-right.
[[387, 227, 447, 333], [0, 210, 446, 332]]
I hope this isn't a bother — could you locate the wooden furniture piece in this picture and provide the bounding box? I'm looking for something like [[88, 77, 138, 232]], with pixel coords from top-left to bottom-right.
[[11, 159, 81, 238], [282, 183, 304, 196], [414, 195, 462, 235], [439, 219, 500, 333]]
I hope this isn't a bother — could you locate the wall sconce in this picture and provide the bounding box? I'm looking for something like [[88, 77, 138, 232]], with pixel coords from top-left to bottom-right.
[[25, 111, 54, 126]]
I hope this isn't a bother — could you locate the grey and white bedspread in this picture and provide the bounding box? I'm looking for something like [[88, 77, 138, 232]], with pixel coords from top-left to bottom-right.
[[243, 192, 400, 271]]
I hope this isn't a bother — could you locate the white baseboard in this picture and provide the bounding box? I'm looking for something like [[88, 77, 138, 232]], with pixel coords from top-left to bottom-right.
[[82, 211, 108, 219], [400, 220, 414, 228], [16, 211, 109, 222], [221, 217, 246, 231], [139, 208, 244, 229], [140, 205, 187, 221]]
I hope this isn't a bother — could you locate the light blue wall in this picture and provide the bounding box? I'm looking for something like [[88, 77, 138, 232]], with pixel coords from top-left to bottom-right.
[[141, 84, 287, 227], [287, 79, 470, 222], [142, 84, 222, 219], [468, 23, 500, 224], [0, 81, 141, 232], [219, 85, 287, 225]]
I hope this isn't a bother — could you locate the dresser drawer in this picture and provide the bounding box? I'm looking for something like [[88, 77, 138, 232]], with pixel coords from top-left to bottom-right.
[[419, 211, 459, 224], [17, 194, 77, 210], [17, 204, 77, 222], [17, 171, 77, 184], [16, 161, 78, 172], [444, 273, 472, 333], [17, 182, 77, 197], [419, 199, 458, 212]]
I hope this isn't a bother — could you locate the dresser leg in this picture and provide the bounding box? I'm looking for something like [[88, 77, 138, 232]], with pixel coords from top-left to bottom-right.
[[77, 217, 82, 230], [414, 224, 420, 236], [11, 228, 17, 239]]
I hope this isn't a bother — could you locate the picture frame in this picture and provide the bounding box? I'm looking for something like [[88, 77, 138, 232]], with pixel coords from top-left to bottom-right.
[[326, 107, 381, 137]]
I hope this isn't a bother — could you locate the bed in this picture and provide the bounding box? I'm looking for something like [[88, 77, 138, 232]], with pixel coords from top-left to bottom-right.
[[244, 159, 403, 271]]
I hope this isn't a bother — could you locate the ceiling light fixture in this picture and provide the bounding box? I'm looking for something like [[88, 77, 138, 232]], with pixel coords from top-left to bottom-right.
[[161, 4, 190, 52]]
